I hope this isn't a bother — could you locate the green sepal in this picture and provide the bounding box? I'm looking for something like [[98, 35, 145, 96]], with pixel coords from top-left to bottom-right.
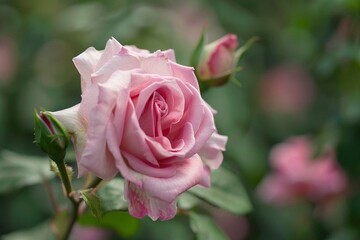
[[190, 30, 207, 69], [235, 36, 258, 62]]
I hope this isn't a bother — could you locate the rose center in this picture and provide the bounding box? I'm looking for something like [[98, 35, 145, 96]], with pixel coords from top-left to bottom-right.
[[154, 92, 168, 118]]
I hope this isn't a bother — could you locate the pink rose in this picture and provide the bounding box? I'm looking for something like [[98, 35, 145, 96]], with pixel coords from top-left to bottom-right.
[[197, 34, 238, 84], [52, 38, 227, 220], [258, 137, 347, 204]]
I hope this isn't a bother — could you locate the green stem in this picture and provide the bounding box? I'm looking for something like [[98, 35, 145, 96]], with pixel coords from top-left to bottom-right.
[[56, 160, 73, 199], [86, 177, 103, 190], [54, 160, 77, 240], [62, 200, 79, 240], [60, 175, 103, 240]]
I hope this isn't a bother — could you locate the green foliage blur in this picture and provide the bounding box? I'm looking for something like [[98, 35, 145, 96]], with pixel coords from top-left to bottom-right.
[[0, 0, 359, 239]]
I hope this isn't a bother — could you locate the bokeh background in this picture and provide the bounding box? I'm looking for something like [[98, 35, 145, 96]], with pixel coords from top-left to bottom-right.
[[0, 0, 359, 239]]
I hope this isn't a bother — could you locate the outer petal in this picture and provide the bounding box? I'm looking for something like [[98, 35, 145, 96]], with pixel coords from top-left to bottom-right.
[[96, 37, 123, 71], [141, 52, 173, 76], [169, 61, 199, 90], [73, 47, 102, 92], [198, 132, 228, 169], [141, 154, 207, 203], [80, 71, 131, 179], [162, 49, 176, 62], [124, 181, 177, 221], [51, 104, 87, 168]]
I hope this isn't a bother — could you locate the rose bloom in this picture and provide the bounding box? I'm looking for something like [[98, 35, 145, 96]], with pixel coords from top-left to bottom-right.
[[258, 137, 347, 205], [53, 38, 227, 220], [197, 34, 238, 84]]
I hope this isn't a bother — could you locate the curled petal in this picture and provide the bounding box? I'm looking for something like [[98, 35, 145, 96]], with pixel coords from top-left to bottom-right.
[[199, 132, 228, 169], [125, 181, 177, 221], [141, 154, 207, 203], [51, 105, 87, 173], [73, 47, 102, 92]]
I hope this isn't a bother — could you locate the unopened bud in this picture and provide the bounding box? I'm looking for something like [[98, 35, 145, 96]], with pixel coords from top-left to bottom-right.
[[34, 110, 70, 162]]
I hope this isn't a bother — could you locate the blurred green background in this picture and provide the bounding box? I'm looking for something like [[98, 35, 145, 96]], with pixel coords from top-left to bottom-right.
[[0, 0, 359, 239]]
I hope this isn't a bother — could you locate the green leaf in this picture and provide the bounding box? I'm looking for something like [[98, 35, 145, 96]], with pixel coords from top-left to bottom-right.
[[178, 192, 201, 210], [189, 167, 252, 214], [79, 189, 102, 221], [98, 178, 128, 212], [0, 150, 55, 194], [190, 30, 207, 68], [2, 221, 55, 240], [77, 211, 139, 238], [189, 212, 228, 240]]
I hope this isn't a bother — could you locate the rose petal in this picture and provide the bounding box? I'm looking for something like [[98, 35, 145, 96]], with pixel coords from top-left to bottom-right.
[[169, 61, 199, 90], [73, 47, 102, 92], [141, 52, 173, 76], [121, 101, 159, 166], [51, 104, 87, 174], [92, 54, 140, 84], [79, 71, 131, 179], [96, 37, 123, 71], [162, 49, 176, 62], [142, 154, 207, 203], [199, 132, 228, 169], [124, 181, 177, 221]]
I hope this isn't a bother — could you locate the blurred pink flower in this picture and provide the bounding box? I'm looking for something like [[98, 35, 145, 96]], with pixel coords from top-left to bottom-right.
[[259, 65, 315, 115], [258, 137, 347, 205]]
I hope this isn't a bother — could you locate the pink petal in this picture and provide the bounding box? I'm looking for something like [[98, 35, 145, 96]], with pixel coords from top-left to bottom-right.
[[51, 105, 87, 173], [91, 54, 141, 84], [96, 37, 123, 71], [122, 151, 177, 178], [124, 181, 177, 221], [169, 61, 199, 90], [141, 52, 173, 76], [121, 101, 159, 167], [106, 122, 142, 186], [141, 154, 206, 203], [79, 71, 131, 179], [162, 49, 176, 62], [73, 47, 102, 92], [79, 88, 116, 179], [198, 132, 228, 169]]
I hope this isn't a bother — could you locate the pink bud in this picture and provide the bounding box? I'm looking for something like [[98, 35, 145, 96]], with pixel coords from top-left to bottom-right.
[[197, 34, 238, 84]]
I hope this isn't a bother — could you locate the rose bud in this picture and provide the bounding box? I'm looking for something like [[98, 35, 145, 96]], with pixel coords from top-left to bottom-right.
[[34, 111, 70, 162], [192, 34, 256, 89], [196, 34, 238, 86]]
